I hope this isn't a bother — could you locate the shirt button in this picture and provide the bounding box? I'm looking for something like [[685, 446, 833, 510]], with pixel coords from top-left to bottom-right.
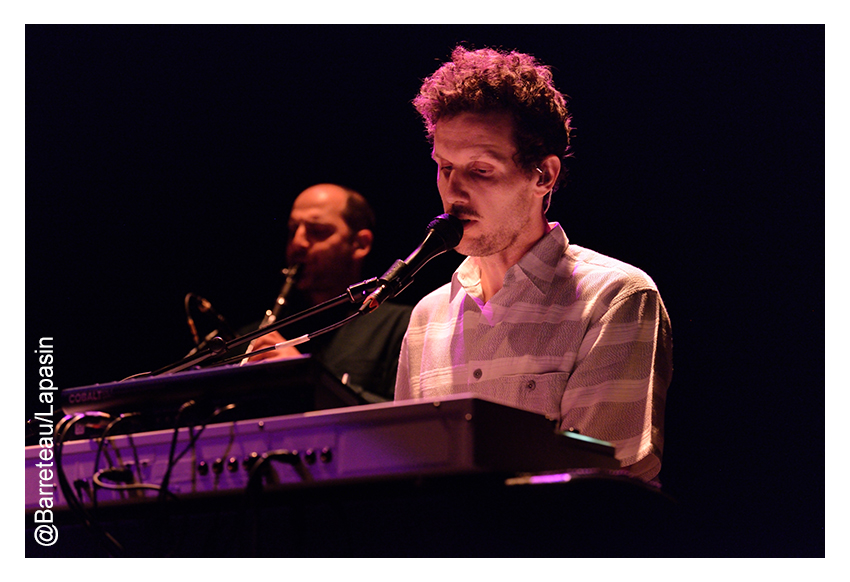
[[525, 380, 536, 390], [473, 368, 483, 380]]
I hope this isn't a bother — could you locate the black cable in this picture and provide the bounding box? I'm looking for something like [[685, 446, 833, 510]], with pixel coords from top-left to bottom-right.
[[55, 412, 126, 557], [156, 401, 237, 504], [244, 449, 311, 557], [152, 401, 237, 556], [92, 413, 141, 509], [244, 449, 306, 493], [156, 400, 197, 505], [214, 310, 364, 367], [92, 468, 179, 499]]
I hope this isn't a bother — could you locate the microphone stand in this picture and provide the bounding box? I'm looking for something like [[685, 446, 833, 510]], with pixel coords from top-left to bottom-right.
[[144, 214, 462, 379], [147, 277, 379, 377]]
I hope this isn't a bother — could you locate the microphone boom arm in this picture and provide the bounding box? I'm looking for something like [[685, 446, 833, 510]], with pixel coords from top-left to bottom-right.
[[146, 214, 461, 377], [148, 277, 379, 376], [360, 213, 463, 313]]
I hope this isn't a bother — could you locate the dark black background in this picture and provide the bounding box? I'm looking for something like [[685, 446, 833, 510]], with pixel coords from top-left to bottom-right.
[[25, 25, 824, 556]]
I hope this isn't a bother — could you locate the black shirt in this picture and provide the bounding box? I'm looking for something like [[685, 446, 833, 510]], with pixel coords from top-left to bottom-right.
[[237, 293, 412, 402]]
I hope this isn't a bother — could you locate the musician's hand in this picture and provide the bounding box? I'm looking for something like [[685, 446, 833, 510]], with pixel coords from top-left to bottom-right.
[[244, 330, 302, 362]]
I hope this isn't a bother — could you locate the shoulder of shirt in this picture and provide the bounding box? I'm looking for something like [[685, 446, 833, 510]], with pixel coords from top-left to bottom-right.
[[408, 281, 453, 318], [564, 243, 660, 300]]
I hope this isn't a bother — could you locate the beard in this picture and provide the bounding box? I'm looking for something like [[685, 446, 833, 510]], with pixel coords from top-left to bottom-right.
[[449, 198, 535, 258], [458, 226, 525, 258]]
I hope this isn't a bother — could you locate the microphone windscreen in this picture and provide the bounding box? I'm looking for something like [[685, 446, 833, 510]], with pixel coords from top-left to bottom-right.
[[427, 213, 463, 250]]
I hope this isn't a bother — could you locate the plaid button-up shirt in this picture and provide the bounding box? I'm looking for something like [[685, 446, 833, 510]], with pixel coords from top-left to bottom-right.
[[395, 223, 673, 481]]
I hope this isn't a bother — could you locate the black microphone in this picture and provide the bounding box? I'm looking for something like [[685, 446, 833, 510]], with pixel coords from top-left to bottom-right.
[[359, 213, 463, 313]]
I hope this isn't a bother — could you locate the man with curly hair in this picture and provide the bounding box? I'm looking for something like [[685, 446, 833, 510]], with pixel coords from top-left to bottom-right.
[[394, 46, 673, 482]]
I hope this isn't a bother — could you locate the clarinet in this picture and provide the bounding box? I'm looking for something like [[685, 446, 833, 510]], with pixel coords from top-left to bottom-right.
[[241, 264, 300, 362], [259, 263, 300, 328]]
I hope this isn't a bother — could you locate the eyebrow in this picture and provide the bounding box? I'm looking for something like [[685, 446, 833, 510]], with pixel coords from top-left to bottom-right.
[[431, 147, 511, 164], [288, 217, 334, 227]]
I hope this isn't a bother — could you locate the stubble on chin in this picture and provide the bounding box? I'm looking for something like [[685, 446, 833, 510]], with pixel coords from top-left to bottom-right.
[[458, 224, 527, 259]]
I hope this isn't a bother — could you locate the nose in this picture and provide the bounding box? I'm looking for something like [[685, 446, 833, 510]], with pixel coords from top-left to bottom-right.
[[287, 224, 310, 259], [291, 224, 309, 246], [440, 168, 469, 207]]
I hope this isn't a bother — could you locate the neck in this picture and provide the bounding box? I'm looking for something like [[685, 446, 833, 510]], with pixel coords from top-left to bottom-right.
[[474, 221, 551, 303]]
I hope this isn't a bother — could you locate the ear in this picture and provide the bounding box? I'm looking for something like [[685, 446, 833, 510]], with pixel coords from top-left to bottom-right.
[[351, 229, 373, 260], [534, 155, 561, 196]]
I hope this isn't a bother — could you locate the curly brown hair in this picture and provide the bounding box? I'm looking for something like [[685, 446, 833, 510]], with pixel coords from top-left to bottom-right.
[[413, 46, 573, 192]]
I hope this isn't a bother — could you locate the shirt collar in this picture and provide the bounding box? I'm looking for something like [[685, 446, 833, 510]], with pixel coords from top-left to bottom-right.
[[450, 222, 569, 300]]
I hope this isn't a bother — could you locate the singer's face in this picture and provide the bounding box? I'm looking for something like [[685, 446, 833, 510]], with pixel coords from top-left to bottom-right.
[[286, 186, 361, 298], [432, 111, 544, 260]]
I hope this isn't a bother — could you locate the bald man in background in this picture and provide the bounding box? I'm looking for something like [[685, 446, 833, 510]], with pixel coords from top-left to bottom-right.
[[245, 184, 412, 402]]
